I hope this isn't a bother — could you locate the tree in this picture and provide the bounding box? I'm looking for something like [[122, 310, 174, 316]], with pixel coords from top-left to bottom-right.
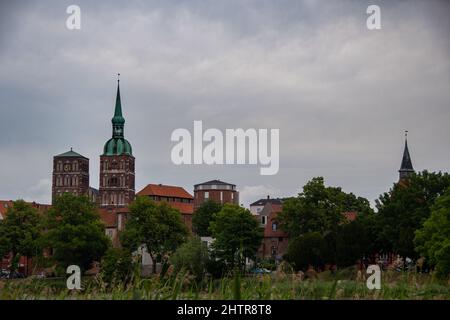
[[100, 248, 134, 286], [209, 204, 263, 271], [192, 200, 222, 236], [284, 232, 327, 271], [121, 196, 188, 274], [336, 215, 374, 267], [278, 177, 372, 238], [0, 200, 42, 272], [376, 171, 450, 260], [169, 236, 210, 281], [415, 187, 450, 278], [42, 194, 110, 272]]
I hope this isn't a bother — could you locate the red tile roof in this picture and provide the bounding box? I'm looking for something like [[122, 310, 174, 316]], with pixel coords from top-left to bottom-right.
[[0, 200, 51, 219], [137, 184, 193, 199]]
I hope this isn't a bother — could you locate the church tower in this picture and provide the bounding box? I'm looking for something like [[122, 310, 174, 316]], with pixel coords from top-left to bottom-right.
[[99, 75, 135, 207], [52, 148, 89, 204], [399, 131, 414, 181]]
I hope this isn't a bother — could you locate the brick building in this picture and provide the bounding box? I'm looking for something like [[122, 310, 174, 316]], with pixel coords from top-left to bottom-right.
[[137, 183, 194, 232], [256, 202, 289, 261], [193, 179, 239, 209], [52, 149, 89, 204]]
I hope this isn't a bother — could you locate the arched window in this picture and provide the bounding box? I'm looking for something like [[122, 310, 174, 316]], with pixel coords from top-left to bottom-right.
[[109, 177, 118, 187]]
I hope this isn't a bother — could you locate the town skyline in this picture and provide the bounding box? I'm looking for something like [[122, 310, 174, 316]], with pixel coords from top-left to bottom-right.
[[0, 1, 449, 207]]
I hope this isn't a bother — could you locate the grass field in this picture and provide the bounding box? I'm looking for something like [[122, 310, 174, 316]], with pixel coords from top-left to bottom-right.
[[1, 269, 449, 300]]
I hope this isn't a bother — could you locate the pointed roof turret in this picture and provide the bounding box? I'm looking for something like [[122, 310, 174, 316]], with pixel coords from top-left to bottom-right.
[[112, 74, 125, 125], [399, 131, 414, 180]]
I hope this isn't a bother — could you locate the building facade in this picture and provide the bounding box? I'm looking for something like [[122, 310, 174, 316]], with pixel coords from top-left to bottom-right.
[[250, 196, 282, 216], [137, 183, 194, 232], [256, 202, 289, 261], [193, 179, 239, 209], [51, 149, 89, 204], [99, 80, 135, 207]]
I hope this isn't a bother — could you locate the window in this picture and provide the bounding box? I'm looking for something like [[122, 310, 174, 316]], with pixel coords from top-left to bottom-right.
[[272, 222, 277, 231], [231, 192, 234, 200], [204, 191, 209, 199], [109, 177, 119, 187], [261, 216, 267, 225], [278, 237, 283, 242], [220, 191, 223, 202]]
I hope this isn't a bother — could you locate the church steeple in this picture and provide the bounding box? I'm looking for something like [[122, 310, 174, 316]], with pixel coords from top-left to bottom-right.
[[112, 74, 125, 138], [399, 131, 414, 180], [103, 74, 132, 156]]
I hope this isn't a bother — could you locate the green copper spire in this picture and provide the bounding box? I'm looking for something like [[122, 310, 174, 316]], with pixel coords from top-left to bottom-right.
[[103, 74, 133, 156]]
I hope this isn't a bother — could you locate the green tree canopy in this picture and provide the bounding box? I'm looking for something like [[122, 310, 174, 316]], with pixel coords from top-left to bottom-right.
[[415, 187, 450, 278], [209, 204, 263, 271], [42, 194, 110, 271], [169, 236, 210, 281], [192, 200, 222, 237], [284, 232, 328, 271], [278, 177, 373, 238], [0, 200, 42, 271], [376, 170, 450, 259], [121, 196, 188, 273]]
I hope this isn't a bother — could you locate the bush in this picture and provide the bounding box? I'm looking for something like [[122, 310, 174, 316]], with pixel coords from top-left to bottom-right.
[[100, 248, 134, 286], [169, 237, 210, 281]]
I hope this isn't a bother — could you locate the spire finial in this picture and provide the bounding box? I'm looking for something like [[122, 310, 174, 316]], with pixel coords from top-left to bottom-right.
[[70, 147, 73, 151], [117, 73, 120, 83], [405, 130, 408, 139]]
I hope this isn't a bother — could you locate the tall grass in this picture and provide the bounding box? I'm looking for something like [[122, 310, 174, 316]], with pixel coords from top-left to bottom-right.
[[0, 269, 448, 300]]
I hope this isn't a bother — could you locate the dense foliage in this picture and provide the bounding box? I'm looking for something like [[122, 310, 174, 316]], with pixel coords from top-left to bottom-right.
[[169, 236, 210, 281], [121, 196, 188, 273], [415, 187, 450, 278], [376, 171, 450, 260], [209, 204, 263, 271], [192, 200, 222, 237], [0, 200, 42, 271], [42, 194, 110, 272]]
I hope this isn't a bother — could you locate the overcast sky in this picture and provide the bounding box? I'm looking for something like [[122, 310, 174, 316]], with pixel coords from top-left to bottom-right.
[[0, 0, 449, 207]]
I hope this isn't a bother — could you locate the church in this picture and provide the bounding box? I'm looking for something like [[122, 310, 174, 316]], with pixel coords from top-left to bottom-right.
[[51, 76, 199, 247]]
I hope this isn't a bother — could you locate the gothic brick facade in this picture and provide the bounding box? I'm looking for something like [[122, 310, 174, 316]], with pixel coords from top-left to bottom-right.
[[51, 149, 89, 204]]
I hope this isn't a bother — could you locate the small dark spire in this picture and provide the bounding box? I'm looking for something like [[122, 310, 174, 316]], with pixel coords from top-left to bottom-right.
[[399, 130, 414, 180]]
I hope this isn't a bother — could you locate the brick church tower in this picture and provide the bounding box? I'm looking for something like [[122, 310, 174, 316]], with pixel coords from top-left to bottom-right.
[[99, 76, 135, 207], [52, 148, 89, 204]]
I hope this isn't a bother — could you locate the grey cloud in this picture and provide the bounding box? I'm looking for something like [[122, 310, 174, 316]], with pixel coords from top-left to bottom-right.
[[0, 0, 449, 207]]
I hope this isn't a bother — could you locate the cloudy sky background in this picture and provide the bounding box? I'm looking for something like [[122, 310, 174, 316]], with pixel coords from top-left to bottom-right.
[[0, 0, 449, 207]]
